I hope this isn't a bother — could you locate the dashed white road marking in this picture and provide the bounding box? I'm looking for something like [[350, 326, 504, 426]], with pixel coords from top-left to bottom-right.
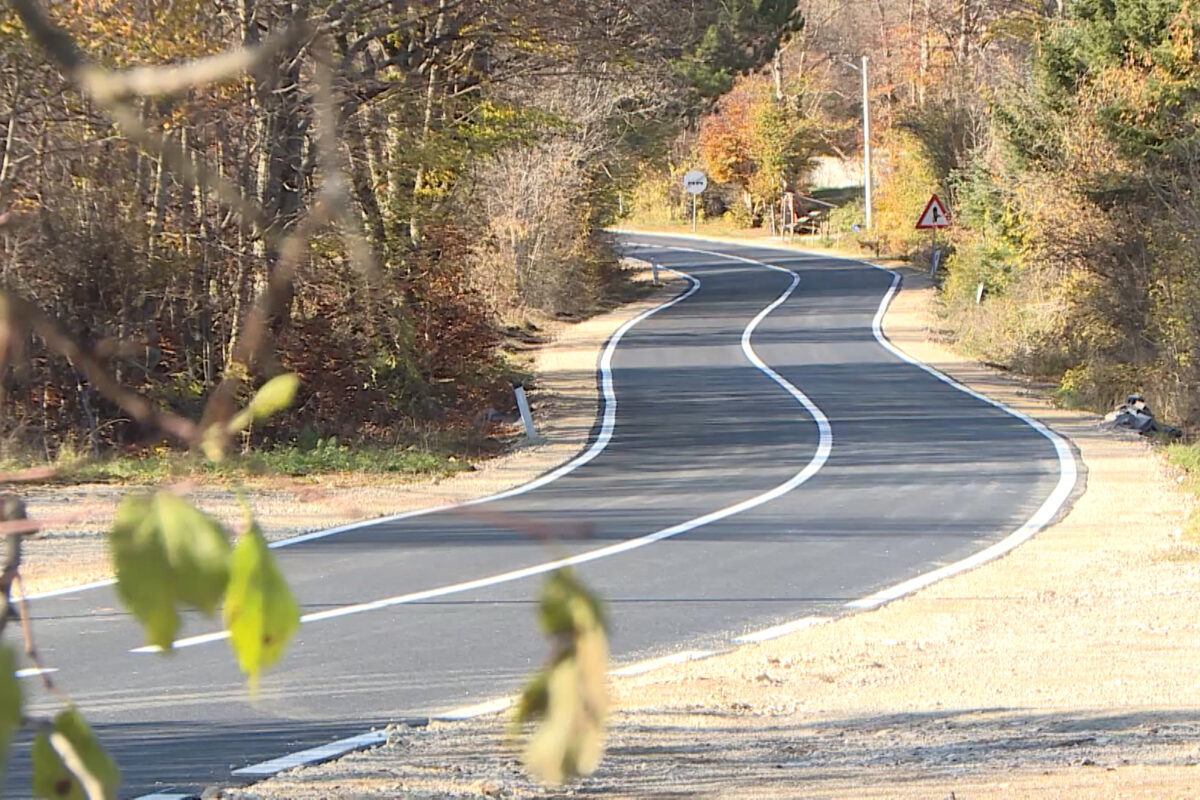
[[433, 696, 514, 721], [14, 667, 58, 678], [733, 616, 831, 643], [608, 649, 722, 676], [230, 730, 389, 778]]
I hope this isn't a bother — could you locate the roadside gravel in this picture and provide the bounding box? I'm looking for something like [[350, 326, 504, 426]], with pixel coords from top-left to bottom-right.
[[226, 243, 1200, 799]]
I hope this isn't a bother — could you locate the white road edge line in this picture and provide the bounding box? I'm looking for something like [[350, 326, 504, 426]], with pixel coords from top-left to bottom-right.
[[846, 265, 1077, 608], [132, 246, 834, 652], [230, 730, 388, 777], [618, 231, 1079, 612], [433, 696, 514, 721], [14, 667, 57, 678], [131, 793, 195, 800], [27, 271, 703, 605], [608, 649, 721, 676], [434, 648, 728, 719], [733, 616, 831, 644]]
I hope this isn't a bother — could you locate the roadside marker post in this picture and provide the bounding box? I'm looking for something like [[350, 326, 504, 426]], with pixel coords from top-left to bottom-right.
[[683, 169, 707, 233], [915, 194, 951, 277], [512, 381, 537, 439]]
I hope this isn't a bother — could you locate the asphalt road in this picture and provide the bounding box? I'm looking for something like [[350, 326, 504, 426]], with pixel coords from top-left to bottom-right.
[[7, 235, 1072, 798]]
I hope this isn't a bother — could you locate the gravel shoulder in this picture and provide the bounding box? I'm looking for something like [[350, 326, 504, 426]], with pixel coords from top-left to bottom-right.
[[225, 242, 1200, 799]]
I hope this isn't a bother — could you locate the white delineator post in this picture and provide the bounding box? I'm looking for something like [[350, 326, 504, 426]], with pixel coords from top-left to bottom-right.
[[512, 381, 537, 439], [652, 260, 659, 285]]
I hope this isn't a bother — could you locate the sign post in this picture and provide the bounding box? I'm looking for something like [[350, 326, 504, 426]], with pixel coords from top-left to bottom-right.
[[915, 194, 951, 276], [683, 169, 708, 233]]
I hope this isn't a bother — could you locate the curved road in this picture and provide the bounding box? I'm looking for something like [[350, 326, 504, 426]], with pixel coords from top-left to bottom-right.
[[8, 235, 1074, 798]]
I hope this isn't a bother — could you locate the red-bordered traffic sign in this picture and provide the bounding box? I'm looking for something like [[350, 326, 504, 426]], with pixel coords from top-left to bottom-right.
[[915, 194, 950, 229]]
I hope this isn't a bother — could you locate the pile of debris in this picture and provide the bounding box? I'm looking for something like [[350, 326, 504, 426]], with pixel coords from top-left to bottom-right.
[[1102, 395, 1182, 437]]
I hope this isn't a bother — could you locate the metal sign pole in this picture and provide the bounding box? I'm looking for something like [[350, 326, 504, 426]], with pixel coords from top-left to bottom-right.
[[930, 229, 938, 278], [692, 192, 697, 233]]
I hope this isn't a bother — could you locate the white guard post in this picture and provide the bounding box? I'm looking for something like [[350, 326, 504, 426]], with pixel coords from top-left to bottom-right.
[[512, 381, 537, 439]]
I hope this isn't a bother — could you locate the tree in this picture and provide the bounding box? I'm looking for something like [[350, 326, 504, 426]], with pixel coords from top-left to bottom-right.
[[698, 74, 820, 221]]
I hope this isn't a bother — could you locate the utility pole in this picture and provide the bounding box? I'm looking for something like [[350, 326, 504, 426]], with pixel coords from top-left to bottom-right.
[[861, 55, 872, 231], [841, 55, 874, 232]]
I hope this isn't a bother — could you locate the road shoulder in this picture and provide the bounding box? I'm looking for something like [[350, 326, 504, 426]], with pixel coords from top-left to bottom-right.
[[228, 241, 1200, 799]]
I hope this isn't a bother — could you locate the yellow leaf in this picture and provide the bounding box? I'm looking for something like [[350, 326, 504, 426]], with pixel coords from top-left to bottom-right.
[[224, 523, 299, 690]]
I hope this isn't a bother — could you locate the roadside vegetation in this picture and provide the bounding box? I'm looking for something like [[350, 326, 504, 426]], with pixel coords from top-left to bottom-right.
[[622, 0, 1200, 437], [1167, 443, 1200, 542], [0, 0, 799, 476], [8, 439, 472, 484]]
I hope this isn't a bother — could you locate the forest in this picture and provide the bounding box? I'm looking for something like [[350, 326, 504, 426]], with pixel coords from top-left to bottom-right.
[[0, 0, 798, 464], [4, 0, 1193, 458]]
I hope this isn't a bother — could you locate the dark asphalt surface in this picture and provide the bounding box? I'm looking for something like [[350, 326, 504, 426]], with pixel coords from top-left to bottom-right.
[[6, 235, 1071, 798]]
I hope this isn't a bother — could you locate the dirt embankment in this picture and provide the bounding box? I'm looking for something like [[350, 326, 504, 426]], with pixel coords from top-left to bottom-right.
[[226, 243, 1200, 799]]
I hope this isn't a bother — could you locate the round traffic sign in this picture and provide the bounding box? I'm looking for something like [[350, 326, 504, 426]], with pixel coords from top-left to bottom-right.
[[683, 169, 708, 195]]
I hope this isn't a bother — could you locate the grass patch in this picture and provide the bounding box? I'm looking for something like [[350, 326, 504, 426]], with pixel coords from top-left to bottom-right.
[[17, 439, 472, 485], [1167, 442, 1200, 479], [1166, 442, 1200, 542]]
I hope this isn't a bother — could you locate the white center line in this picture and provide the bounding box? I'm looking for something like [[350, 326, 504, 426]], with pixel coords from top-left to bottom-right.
[[132, 247, 834, 653]]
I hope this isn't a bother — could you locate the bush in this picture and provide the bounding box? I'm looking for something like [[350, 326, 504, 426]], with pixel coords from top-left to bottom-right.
[[827, 198, 864, 234], [723, 202, 753, 229], [1056, 362, 1142, 411], [872, 129, 942, 257]]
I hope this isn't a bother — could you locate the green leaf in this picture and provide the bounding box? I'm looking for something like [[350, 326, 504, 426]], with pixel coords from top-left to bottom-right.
[[249, 373, 299, 419], [152, 493, 230, 614], [227, 374, 300, 435], [0, 646, 21, 769], [110, 495, 179, 650], [32, 709, 120, 800], [110, 492, 232, 650], [224, 523, 299, 689]]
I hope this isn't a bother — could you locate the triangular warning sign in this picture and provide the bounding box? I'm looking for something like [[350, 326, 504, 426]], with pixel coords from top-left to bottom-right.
[[915, 194, 950, 229]]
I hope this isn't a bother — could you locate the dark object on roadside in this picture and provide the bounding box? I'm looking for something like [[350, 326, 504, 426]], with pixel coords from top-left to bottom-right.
[[1103, 395, 1182, 437]]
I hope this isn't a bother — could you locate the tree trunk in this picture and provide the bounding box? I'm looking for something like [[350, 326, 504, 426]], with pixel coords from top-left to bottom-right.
[[410, 0, 448, 247]]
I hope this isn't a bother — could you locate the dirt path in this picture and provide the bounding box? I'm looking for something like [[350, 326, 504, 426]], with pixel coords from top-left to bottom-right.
[[224, 244, 1200, 799], [16, 266, 679, 596]]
